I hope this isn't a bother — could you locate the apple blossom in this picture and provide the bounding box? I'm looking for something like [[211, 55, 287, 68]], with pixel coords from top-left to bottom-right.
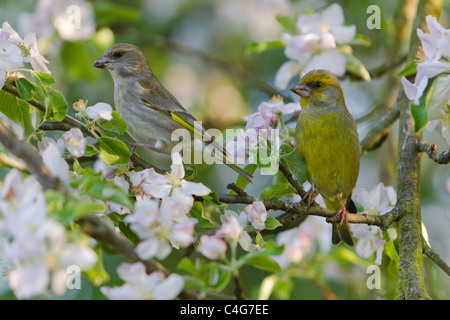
[[86, 102, 113, 121], [401, 16, 450, 105], [218, 209, 261, 252], [351, 183, 398, 265], [101, 262, 184, 300], [62, 128, 86, 158], [198, 235, 227, 260], [244, 200, 268, 231], [275, 4, 356, 89], [0, 170, 97, 298]]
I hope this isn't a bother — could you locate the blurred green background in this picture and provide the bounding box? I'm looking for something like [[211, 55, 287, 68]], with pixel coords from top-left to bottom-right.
[[0, 0, 449, 299]]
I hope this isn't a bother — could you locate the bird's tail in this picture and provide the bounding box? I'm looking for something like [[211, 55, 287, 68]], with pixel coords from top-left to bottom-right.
[[205, 140, 253, 183], [226, 163, 253, 183], [325, 197, 355, 246]]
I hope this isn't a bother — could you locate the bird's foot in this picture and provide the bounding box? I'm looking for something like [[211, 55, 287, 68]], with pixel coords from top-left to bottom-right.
[[303, 190, 316, 208], [337, 198, 348, 230]]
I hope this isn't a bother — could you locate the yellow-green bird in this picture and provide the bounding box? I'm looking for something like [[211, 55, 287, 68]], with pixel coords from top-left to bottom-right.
[[291, 70, 360, 246], [94, 43, 252, 182]]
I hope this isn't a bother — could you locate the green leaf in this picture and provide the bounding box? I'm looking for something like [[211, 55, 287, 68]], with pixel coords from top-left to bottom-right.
[[0, 90, 35, 138], [84, 144, 99, 157], [264, 217, 283, 230], [189, 201, 214, 228], [15, 78, 35, 101], [280, 151, 308, 184], [240, 240, 284, 273], [244, 255, 281, 273], [343, 51, 371, 81], [410, 76, 438, 132], [178, 257, 202, 278], [69, 168, 133, 209], [349, 33, 371, 47], [45, 189, 106, 226], [98, 136, 130, 165], [84, 245, 110, 286], [245, 40, 285, 55], [32, 71, 55, 88], [178, 258, 231, 293], [45, 89, 68, 122], [99, 111, 127, 135], [382, 230, 399, 276], [118, 222, 140, 245], [260, 183, 296, 199], [276, 15, 297, 33], [396, 61, 416, 78]]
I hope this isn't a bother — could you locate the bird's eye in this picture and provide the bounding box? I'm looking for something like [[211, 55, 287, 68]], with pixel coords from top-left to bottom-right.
[[113, 51, 123, 59], [314, 81, 322, 88]]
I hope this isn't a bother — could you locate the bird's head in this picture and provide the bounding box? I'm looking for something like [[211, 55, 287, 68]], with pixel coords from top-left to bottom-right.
[[94, 43, 151, 78], [290, 70, 344, 108]]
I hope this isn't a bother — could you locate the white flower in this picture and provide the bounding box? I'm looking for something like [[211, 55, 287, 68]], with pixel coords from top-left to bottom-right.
[[245, 101, 280, 131], [0, 22, 50, 79], [401, 16, 450, 105], [198, 235, 227, 260], [216, 212, 243, 243], [273, 216, 330, 269], [140, 153, 210, 216], [0, 26, 23, 88], [62, 128, 86, 158], [41, 142, 70, 181], [218, 209, 261, 252], [101, 262, 184, 300], [351, 183, 398, 265], [125, 197, 196, 260], [352, 183, 396, 216], [425, 75, 450, 145], [105, 176, 131, 215], [275, 4, 355, 89], [244, 201, 267, 231], [296, 4, 356, 45], [0, 170, 97, 298], [22, 33, 50, 74], [86, 102, 113, 121]]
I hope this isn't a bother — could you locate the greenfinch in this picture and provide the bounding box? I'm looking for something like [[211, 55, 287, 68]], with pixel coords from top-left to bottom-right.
[[291, 70, 360, 246], [94, 43, 252, 182]]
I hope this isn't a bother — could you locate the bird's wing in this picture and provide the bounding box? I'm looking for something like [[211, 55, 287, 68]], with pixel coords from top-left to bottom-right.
[[138, 83, 232, 161]]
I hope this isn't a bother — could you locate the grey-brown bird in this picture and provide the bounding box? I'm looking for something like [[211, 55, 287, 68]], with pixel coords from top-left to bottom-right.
[[94, 43, 252, 182]]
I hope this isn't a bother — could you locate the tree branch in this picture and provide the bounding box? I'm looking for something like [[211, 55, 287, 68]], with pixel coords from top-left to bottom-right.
[[217, 193, 396, 229], [0, 119, 59, 190], [416, 140, 450, 164], [422, 238, 450, 278]]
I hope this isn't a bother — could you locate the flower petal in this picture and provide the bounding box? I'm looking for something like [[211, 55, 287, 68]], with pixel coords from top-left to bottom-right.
[[274, 60, 300, 90]]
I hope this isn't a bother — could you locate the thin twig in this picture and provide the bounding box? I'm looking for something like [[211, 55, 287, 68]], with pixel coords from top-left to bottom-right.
[[422, 239, 450, 278], [278, 162, 306, 198], [233, 274, 247, 300], [217, 193, 397, 229], [226, 182, 248, 197], [416, 140, 450, 164]]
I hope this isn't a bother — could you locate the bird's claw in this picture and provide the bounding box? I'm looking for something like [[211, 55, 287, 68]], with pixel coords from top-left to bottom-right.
[[303, 190, 316, 208]]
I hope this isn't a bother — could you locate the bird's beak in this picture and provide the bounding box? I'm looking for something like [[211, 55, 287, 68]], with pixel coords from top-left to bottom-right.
[[94, 56, 111, 69], [290, 83, 311, 97]]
